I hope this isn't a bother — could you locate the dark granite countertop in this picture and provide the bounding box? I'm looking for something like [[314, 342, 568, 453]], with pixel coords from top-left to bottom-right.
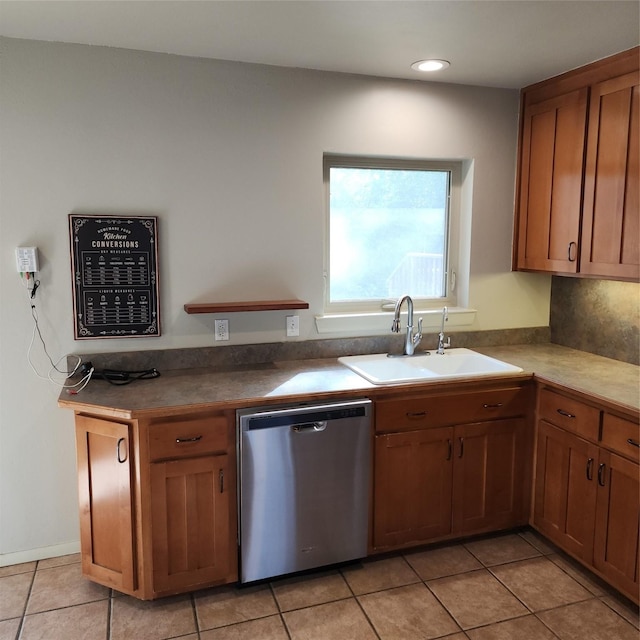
[[58, 343, 639, 419], [474, 344, 639, 414]]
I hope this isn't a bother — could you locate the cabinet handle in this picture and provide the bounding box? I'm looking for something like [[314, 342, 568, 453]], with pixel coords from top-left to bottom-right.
[[597, 463, 606, 487], [176, 435, 203, 444], [483, 403, 503, 409], [446, 439, 452, 461], [458, 437, 464, 458], [556, 408, 576, 419], [568, 241, 577, 262], [116, 437, 127, 464], [586, 457, 594, 481], [627, 438, 640, 448], [406, 411, 427, 419], [219, 469, 224, 493]]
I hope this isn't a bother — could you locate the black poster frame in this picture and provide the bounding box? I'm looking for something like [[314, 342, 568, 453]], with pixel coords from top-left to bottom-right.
[[69, 214, 160, 339]]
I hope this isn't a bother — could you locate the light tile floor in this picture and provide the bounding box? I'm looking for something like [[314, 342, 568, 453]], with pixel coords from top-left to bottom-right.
[[1, 529, 638, 640]]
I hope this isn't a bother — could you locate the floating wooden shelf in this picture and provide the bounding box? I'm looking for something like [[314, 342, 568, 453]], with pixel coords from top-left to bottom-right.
[[184, 299, 309, 314]]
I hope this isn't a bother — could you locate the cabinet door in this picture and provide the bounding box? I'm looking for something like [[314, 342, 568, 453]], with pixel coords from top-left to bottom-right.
[[516, 89, 587, 273], [593, 451, 640, 601], [373, 428, 452, 549], [581, 71, 640, 280], [452, 419, 526, 534], [533, 421, 598, 562], [150, 454, 234, 593], [75, 416, 136, 592]]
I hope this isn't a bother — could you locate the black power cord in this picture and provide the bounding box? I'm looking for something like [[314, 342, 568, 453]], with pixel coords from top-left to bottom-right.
[[80, 362, 161, 385]]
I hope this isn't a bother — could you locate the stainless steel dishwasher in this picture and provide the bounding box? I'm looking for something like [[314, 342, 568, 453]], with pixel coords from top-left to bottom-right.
[[237, 399, 372, 583]]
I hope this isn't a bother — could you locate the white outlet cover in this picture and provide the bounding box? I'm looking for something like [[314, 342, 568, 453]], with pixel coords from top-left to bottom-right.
[[286, 315, 299, 337]]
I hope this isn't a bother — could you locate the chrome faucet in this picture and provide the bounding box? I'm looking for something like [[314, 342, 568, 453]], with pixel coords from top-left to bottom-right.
[[436, 306, 451, 354], [391, 295, 423, 356]]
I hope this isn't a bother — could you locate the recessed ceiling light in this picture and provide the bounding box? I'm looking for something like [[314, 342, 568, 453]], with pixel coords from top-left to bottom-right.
[[411, 59, 451, 72]]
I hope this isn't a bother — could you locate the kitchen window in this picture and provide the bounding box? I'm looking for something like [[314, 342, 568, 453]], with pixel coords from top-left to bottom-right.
[[323, 155, 460, 317]]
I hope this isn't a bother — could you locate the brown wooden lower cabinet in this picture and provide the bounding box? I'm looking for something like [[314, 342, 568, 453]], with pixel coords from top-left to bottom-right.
[[534, 421, 599, 562], [374, 427, 452, 548], [72, 379, 637, 604], [75, 415, 137, 593], [593, 450, 640, 600], [453, 419, 526, 534], [533, 386, 640, 604], [150, 454, 233, 594], [74, 410, 237, 600], [373, 417, 527, 550]]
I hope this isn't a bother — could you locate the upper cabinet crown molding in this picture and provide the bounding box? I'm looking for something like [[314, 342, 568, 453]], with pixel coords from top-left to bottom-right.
[[513, 46, 640, 282]]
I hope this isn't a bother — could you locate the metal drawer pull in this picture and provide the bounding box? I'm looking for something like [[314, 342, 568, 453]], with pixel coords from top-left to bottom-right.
[[176, 435, 203, 444], [597, 463, 606, 487], [406, 411, 427, 419], [483, 403, 503, 409], [116, 437, 127, 463], [556, 408, 576, 419], [458, 437, 464, 458], [627, 438, 640, 448], [219, 469, 224, 493], [586, 458, 594, 481], [568, 241, 577, 262]]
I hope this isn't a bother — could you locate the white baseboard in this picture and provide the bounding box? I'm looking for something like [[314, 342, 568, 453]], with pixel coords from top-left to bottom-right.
[[0, 541, 81, 567]]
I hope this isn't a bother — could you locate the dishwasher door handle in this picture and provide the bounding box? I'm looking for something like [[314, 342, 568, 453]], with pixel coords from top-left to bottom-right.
[[292, 421, 328, 433]]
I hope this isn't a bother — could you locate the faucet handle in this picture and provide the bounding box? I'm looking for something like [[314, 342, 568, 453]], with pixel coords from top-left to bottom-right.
[[413, 317, 423, 346]]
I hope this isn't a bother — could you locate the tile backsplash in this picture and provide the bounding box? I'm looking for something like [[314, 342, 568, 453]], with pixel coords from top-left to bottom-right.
[[550, 276, 640, 366]]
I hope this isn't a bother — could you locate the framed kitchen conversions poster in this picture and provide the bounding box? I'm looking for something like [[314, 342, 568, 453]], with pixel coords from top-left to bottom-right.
[[69, 214, 160, 339]]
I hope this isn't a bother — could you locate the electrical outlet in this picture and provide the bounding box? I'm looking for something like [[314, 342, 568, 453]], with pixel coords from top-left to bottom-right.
[[286, 315, 299, 337], [214, 319, 229, 341], [16, 247, 39, 273]]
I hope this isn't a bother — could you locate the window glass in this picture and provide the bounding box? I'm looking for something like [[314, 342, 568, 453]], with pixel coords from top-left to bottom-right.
[[325, 158, 456, 312]]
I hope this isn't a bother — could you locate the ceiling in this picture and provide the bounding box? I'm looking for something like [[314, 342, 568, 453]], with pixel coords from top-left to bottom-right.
[[0, 1, 638, 89]]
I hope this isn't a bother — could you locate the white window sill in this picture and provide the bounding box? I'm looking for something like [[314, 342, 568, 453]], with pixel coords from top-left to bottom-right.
[[315, 307, 477, 334]]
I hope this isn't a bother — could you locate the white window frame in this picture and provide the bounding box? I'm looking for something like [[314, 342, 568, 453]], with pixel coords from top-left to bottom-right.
[[322, 155, 461, 317]]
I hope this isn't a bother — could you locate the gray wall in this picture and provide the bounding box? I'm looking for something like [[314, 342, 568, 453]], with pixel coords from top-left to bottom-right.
[[550, 277, 640, 365], [1, 36, 551, 562]]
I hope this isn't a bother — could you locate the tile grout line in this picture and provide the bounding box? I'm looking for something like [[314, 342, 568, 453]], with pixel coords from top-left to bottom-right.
[[188, 592, 200, 640], [14, 560, 38, 640], [532, 610, 569, 640], [268, 580, 293, 640], [483, 555, 602, 622], [478, 548, 638, 637], [420, 572, 468, 635], [520, 527, 640, 621], [4, 537, 637, 638], [337, 563, 384, 639], [597, 595, 640, 629], [413, 539, 563, 635], [105, 591, 112, 640]]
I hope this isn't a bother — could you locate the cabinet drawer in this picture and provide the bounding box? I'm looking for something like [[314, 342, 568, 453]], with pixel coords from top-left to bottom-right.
[[601, 413, 640, 463], [376, 386, 530, 433], [148, 415, 228, 462], [538, 388, 600, 441]]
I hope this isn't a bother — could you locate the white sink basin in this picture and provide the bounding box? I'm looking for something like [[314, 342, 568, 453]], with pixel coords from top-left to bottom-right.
[[339, 348, 523, 385]]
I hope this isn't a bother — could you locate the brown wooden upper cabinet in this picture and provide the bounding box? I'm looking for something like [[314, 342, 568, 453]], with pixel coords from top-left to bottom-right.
[[581, 72, 640, 278], [514, 47, 639, 282]]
